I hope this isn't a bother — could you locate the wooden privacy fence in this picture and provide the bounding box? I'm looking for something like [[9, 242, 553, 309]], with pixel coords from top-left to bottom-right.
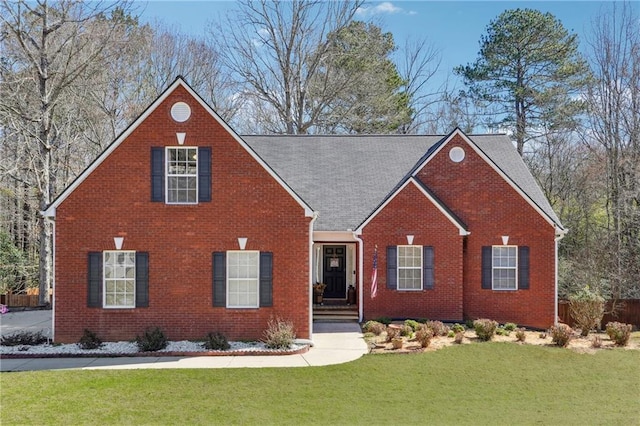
[[0, 288, 41, 307], [558, 299, 640, 328]]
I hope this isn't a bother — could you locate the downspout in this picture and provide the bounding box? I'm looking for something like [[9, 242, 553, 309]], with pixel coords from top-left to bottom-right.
[[353, 231, 364, 322], [554, 226, 566, 326], [308, 212, 319, 341]]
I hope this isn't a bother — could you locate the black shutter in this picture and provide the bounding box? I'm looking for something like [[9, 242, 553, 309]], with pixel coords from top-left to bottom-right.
[[386, 246, 397, 290], [518, 246, 530, 290], [198, 147, 211, 202], [213, 252, 226, 307], [87, 252, 102, 307], [481, 246, 492, 289], [423, 246, 434, 290], [259, 252, 273, 307], [151, 147, 165, 202], [135, 252, 149, 307]]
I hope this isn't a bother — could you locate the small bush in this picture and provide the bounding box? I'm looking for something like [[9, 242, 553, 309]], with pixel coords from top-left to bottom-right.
[[426, 320, 449, 336], [404, 319, 422, 332], [495, 326, 510, 336], [263, 318, 296, 349], [0, 331, 48, 346], [591, 335, 603, 349], [362, 320, 385, 335], [473, 319, 498, 341], [605, 322, 632, 347], [504, 323, 517, 331], [400, 324, 413, 337], [453, 331, 464, 344], [515, 328, 527, 342], [385, 326, 400, 342], [78, 329, 103, 350], [391, 337, 404, 349], [569, 286, 605, 337], [203, 332, 230, 350], [415, 326, 433, 348], [539, 332, 548, 339], [465, 319, 474, 329], [451, 323, 465, 333], [551, 324, 573, 347], [136, 327, 168, 352], [373, 317, 392, 325]]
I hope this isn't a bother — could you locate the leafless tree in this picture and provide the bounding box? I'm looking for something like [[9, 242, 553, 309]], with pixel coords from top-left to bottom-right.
[[212, 0, 362, 134], [0, 0, 133, 304], [583, 1, 640, 298]]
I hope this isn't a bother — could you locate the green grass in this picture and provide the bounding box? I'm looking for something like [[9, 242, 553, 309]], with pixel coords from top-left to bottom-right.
[[1, 344, 639, 425]]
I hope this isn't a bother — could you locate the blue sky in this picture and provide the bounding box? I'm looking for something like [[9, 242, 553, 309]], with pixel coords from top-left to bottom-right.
[[137, 1, 625, 88]]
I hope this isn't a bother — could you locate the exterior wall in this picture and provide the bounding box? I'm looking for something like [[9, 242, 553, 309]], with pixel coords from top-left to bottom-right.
[[361, 182, 464, 322], [417, 134, 556, 329], [54, 85, 311, 343]]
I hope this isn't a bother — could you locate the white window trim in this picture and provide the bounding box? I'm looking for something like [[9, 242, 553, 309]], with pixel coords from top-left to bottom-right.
[[226, 250, 260, 309], [397, 245, 423, 291], [165, 146, 198, 205], [103, 250, 136, 309], [492, 245, 518, 291]]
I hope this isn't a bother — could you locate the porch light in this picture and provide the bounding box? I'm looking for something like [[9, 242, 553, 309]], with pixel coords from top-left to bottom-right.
[[114, 237, 124, 250], [238, 237, 248, 250], [502, 235, 509, 245], [406, 235, 414, 245], [176, 132, 186, 145]]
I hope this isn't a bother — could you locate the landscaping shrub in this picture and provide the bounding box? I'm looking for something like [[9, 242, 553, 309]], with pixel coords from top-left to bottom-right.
[[515, 328, 527, 342], [362, 320, 385, 335], [569, 286, 605, 336], [453, 331, 464, 344], [373, 317, 392, 325], [451, 323, 465, 334], [504, 323, 517, 331], [400, 324, 413, 337], [426, 320, 449, 336], [0, 331, 47, 346], [136, 327, 168, 352], [385, 326, 400, 342], [551, 324, 573, 347], [78, 329, 102, 350], [605, 322, 632, 347], [415, 326, 433, 348], [495, 326, 510, 336], [591, 336, 603, 349], [203, 332, 230, 350], [465, 319, 474, 329], [404, 319, 422, 332], [473, 319, 498, 341], [263, 318, 296, 349]]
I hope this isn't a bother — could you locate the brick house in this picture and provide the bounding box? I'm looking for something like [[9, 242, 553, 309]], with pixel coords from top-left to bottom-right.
[[44, 77, 565, 343]]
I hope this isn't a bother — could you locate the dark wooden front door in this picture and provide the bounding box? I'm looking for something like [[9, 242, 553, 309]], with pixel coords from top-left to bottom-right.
[[323, 245, 347, 299]]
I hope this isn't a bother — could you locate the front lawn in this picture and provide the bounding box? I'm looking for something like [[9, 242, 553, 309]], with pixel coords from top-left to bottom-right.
[[1, 344, 638, 425]]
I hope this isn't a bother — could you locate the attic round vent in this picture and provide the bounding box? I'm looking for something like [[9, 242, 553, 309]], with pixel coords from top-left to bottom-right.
[[170, 102, 191, 122], [449, 146, 465, 163]]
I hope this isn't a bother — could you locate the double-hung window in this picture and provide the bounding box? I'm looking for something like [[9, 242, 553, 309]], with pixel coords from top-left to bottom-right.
[[397, 245, 423, 290], [166, 147, 198, 204], [227, 251, 260, 308], [103, 251, 136, 308], [492, 246, 517, 290]]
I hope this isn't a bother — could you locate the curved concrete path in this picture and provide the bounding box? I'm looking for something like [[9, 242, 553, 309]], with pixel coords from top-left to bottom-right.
[[1, 311, 369, 371]]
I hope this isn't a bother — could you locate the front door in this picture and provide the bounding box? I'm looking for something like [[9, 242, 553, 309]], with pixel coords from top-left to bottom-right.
[[323, 245, 347, 299]]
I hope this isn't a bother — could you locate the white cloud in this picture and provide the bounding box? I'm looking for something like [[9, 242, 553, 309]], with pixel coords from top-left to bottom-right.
[[356, 2, 412, 18]]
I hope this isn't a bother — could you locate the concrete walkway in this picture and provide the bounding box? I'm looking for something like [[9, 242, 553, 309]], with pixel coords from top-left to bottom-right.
[[0, 311, 369, 372]]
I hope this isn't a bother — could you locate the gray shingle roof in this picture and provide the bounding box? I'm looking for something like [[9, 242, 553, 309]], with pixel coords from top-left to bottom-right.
[[243, 133, 562, 232]]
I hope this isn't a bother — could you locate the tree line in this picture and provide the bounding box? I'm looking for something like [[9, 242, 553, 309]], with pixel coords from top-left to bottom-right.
[[0, 0, 638, 304]]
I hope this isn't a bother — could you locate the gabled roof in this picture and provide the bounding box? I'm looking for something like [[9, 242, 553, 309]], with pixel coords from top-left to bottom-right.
[[245, 130, 564, 233], [42, 77, 314, 218], [411, 129, 564, 231], [244, 135, 442, 231]]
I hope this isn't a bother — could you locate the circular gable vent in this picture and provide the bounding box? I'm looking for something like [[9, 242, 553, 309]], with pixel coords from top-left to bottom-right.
[[449, 146, 465, 163], [170, 102, 191, 122]]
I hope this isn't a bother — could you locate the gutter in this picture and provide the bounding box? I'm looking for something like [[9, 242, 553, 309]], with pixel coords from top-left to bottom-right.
[[353, 231, 364, 323], [554, 225, 567, 326]]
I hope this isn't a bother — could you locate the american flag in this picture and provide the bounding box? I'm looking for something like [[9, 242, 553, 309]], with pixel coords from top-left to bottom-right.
[[371, 245, 378, 299]]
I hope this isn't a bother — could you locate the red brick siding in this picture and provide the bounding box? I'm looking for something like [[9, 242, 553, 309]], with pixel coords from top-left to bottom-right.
[[417, 135, 556, 329], [361, 182, 464, 321], [54, 85, 311, 343]]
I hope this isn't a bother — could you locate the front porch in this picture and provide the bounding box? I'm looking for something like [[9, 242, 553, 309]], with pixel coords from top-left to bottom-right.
[[313, 303, 359, 322]]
